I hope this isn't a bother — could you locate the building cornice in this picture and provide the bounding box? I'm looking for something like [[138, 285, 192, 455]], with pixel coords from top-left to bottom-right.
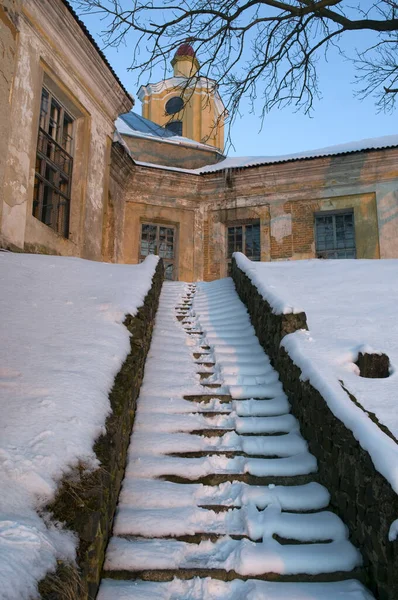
[[138, 76, 225, 115]]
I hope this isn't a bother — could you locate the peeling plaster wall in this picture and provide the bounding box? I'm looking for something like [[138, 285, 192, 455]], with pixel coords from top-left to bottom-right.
[[0, 0, 22, 243], [116, 147, 398, 282], [0, 0, 132, 257], [198, 148, 398, 279], [103, 143, 133, 264], [122, 164, 202, 282]]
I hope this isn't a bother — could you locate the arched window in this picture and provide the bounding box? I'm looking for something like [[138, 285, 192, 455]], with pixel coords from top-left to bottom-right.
[[165, 96, 184, 115], [165, 120, 183, 136]]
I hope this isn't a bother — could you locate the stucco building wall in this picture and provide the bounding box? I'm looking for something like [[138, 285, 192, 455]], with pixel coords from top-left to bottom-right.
[[121, 163, 203, 282], [198, 148, 398, 280], [0, 0, 132, 259], [0, 0, 21, 244], [118, 146, 398, 282]]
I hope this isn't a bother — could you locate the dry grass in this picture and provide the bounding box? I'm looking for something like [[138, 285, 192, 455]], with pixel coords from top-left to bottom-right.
[[38, 561, 82, 600]]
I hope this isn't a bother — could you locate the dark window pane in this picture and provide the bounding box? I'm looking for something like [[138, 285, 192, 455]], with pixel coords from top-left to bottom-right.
[[251, 224, 261, 260], [165, 97, 184, 115], [165, 120, 183, 136], [42, 186, 54, 226], [164, 263, 174, 280], [40, 89, 49, 130]]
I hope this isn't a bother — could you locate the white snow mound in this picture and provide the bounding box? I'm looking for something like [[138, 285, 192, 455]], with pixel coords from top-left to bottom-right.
[[0, 252, 158, 599]]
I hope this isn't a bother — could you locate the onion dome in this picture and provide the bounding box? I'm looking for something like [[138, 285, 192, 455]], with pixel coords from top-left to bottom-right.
[[175, 43, 195, 58]]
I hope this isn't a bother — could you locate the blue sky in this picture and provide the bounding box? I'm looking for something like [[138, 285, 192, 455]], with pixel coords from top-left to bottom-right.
[[75, 4, 397, 157]]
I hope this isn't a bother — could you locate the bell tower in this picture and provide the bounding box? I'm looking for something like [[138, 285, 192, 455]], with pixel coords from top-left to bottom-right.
[[138, 43, 226, 151]]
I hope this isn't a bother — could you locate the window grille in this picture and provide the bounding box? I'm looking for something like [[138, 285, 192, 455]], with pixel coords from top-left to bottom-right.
[[33, 87, 74, 237], [315, 211, 356, 259], [227, 222, 260, 260], [140, 223, 177, 280], [227, 221, 261, 274]]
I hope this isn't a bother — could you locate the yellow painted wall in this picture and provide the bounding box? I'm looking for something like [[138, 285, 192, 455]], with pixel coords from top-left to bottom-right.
[[140, 55, 225, 150], [123, 202, 197, 282]]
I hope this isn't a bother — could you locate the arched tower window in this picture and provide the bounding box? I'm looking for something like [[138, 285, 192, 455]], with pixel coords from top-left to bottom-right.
[[165, 120, 183, 136]]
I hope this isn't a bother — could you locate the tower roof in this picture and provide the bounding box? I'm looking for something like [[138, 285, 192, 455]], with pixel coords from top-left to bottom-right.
[[175, 43, 195, 58]]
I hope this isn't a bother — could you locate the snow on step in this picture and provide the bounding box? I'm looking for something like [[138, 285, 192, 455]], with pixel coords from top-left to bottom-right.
[[134, 411, 300, 434], [124, 452, 317, 480], [117, 480, 330, 511], [98, 578, 374, 600], [113, 505, 347, 542], [104, 536, 361, 576], [99, 279, 373, 599], [234, 397, 291, 416], [127, 430, 307, 457], [136, 394, 233, 415]]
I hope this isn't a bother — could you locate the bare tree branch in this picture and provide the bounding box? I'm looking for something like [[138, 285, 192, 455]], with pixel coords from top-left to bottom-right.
[[72, 0, 398, 146]]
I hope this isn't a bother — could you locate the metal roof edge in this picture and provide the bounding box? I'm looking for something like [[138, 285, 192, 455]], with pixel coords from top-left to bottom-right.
[[199, 142, 398, 174], [61, 0, 133, 103]]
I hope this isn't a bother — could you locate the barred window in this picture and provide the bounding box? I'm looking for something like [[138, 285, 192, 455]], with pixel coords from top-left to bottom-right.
[[315, 211, 356, 259], [140, 222, 177, 280], [227, 221, 261, 275], [33, 87, 74, 237], [227, 222, 261, 260]]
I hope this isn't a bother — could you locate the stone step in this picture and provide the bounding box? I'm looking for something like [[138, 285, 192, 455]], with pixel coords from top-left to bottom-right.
[[114, 480, 331, 511], [102, 536, 363, 580], [161, 473, 318, 486], [101, 568, 367, 585], [112, 507, 348, 542], [98, 577, 372, 600]]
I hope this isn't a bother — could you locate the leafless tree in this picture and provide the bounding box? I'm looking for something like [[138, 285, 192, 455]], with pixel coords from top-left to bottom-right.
[[74, 0, 398, 129]]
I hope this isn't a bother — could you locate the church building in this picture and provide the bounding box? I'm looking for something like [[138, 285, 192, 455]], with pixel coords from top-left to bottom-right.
[[1, 0, 398, 281]]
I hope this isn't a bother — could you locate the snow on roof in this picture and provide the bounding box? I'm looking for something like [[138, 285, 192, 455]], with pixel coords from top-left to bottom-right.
[[116, 113, 223, 155], [199, 134, 398, 173], [0, 252, 158, 597], [235, 253, 398, 493], [114, 131, 398, 176]]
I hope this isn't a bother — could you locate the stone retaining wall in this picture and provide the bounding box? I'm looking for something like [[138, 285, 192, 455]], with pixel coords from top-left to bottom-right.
[[231, 257, 398, 600], [40, 260, 164, 600]]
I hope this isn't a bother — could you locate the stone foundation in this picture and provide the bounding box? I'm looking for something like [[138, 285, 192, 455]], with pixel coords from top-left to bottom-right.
[[231, 257, 398, 600], [39, 259, 164, 600]]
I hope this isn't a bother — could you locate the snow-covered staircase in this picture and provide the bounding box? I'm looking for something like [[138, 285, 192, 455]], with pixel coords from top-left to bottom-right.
[[98, 279, 374, 600]]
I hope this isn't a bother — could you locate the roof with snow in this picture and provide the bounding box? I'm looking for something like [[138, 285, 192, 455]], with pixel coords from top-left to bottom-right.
[[116, 112, 225, 156], [199, 134, 398, 174], [119, 112, 177, 140]]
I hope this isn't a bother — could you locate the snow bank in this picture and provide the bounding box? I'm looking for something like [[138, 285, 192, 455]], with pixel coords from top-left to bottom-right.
[[0, 252, 158, 599], [234, 253, 398, 493]]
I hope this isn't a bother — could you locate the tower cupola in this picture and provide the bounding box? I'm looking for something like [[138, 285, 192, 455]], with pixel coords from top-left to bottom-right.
[[171, 43, 200, 78]]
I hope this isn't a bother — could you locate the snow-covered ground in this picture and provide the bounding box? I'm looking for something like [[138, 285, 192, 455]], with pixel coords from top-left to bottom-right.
[[0, 252, 158, 600], [235, 253, 398, 494]]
